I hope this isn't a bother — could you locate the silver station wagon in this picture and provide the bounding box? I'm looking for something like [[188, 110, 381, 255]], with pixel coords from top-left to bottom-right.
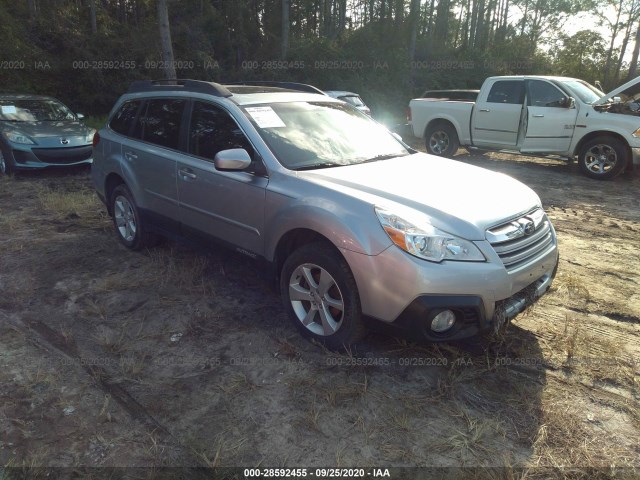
[[92, 80, 559, 349], [0, 94, 94, 175]]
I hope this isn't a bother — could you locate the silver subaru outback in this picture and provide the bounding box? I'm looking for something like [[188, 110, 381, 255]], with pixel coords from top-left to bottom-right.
[[92, 80, 558, 349]]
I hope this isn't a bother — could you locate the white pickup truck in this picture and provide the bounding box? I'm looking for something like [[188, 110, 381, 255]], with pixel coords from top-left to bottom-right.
[[408, 75, 640, 179]]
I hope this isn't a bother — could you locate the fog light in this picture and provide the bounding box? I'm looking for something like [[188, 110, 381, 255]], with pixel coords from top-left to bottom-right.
[[431, 310, 456, 332]]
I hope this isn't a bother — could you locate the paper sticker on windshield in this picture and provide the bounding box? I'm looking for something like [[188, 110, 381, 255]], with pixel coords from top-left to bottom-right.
[[245, 106, 286, 128], [1, 105, 17, 114]]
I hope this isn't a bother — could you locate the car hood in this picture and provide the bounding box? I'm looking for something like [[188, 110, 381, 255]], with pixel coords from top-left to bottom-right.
[[594, 75, 640, 105], [1, 121, 91, 139], [297, 153, 541, 240]]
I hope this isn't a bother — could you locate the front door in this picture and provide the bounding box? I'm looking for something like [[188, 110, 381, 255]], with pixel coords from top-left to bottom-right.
[[177, 101, 268, 256], [521, 79, 578, 153]]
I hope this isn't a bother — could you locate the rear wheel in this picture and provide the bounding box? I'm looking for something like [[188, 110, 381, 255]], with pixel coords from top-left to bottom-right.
[[280, 242, 365, 350], [425, 122, 459, 157], [578, 136, 628, 180], [110, 184, 158, 250]]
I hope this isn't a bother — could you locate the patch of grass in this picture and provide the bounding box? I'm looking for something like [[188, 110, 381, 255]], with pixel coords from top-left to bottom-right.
[[36, 184, 98, 220]]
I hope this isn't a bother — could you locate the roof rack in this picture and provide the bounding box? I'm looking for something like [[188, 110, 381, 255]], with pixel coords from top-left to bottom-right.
[[225, 81, 327, 95], [127, 79, 232, 97]]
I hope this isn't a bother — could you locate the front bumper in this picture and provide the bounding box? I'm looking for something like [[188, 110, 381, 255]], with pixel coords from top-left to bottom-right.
[[9, 145, 93, 169], [343, 234, 559, 342]]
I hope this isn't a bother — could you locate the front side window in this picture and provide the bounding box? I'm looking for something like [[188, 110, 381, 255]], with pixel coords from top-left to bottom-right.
[[242, 102, 409, 170], [188, 102, 252, 161], [528, 80, 567, 107], [109, 100, 141, 136], [141, 99, 186, 150], [487, 81, 525, 104]]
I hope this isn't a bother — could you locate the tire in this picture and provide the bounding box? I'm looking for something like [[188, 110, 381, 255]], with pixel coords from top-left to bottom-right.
[[425, 122, 459, 157], [110, 184, 158, 250], [280, 242, 366, 350], [578, 136, 628, 180], [0, 150, 13, 175]]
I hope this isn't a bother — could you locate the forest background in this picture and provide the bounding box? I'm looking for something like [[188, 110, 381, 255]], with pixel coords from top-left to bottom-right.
[[1, 0, 639, 124]]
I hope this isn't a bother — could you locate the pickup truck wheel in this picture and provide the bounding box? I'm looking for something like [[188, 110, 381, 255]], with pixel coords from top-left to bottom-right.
[[578, 137, 628, 180], [281, 243, 365, 350], [110, 184, 159, 250], [425, 123, 459, 157]]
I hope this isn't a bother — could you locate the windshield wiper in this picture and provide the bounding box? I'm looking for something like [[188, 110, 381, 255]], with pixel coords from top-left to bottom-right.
[[294, 162, 345, 171], [357, 153, 408, 164]]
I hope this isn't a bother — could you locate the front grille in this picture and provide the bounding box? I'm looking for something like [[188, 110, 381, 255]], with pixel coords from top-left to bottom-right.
[[31, 146, 92, 164], [487, 208, 555, 270]]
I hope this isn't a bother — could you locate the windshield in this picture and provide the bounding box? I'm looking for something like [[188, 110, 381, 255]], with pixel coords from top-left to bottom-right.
[[0, 99, 76, 122], [561, 80, 604, 104], [243, 102, 408, 170]]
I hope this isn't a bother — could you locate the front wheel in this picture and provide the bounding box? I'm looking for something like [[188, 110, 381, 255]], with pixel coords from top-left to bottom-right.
[[578, 136, 628, 180], [0, 151, 13, 175], [280, 243, 365, 350], [425, 122, 459, 157]]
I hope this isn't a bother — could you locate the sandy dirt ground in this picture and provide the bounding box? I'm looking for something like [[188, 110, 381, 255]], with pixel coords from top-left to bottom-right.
[[0, 148, 638, 479]]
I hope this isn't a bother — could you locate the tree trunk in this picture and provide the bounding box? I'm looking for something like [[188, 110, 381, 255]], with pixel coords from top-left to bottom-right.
[[281, 0, 290, 58], [628, 21, 640, 80], [408, 0, 421, 60], [89, 0, 97, 34], [338, 0, 346, 36], [157, 0, 177, 80], [604, 0, 624, 86], [28, 0, 37, 19]]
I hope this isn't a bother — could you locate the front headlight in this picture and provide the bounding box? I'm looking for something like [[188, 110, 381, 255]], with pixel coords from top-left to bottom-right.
[[85, 128, 97, 143], [375, 207, 485, 263], [632, 127, 640, 138], [4, 131, 35, 145]]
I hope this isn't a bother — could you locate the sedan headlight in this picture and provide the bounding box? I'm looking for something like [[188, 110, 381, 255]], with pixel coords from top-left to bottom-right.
[[375, 207, 485, 263], [4, 131, 35, 145], [85, 128, 97, 143]]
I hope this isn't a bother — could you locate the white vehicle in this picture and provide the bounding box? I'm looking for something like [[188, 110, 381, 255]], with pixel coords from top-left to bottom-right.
[[408, 75, 640, 179]]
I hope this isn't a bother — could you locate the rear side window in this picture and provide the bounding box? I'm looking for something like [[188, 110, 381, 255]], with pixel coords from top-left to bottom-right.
[[109, 100, 141, 136], [142, 99, 187, 150], [188, 101, 252, 161], [487, 81, 525, 104]]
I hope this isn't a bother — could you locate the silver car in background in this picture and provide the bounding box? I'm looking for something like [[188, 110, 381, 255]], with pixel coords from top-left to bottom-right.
[[0, 94, 95, 175], [324, 90, 372, 115], [91, 80, 558, 349]]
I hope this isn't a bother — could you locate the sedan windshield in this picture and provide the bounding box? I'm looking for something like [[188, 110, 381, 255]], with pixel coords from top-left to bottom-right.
[[243, 102, 408, 170], [561, 80, 604, 104], [0, 99, 76, 122]]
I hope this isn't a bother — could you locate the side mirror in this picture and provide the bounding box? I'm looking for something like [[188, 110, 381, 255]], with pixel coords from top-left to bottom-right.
[[213, 148, 252, 171], [613, 96, 622, 104], [76, 113, 85, 120], [563, 97, 576, 109]]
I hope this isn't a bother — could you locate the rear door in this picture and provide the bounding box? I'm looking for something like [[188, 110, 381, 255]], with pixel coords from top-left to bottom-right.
[[119, 98, 185, 228], [520, 79, 578, 153], [472, 79, 525, 148], [176, 100, 268, 256]]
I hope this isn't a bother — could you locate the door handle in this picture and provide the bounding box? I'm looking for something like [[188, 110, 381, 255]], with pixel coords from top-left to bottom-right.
[[479, 109, 490, 112], [124, 151, 138, 161], [532, 114, 544, 118], [179, 168, 197, 180]]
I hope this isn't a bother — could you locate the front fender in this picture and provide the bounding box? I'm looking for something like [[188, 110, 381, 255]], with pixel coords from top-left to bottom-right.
[[263, 193, 392, 262]]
